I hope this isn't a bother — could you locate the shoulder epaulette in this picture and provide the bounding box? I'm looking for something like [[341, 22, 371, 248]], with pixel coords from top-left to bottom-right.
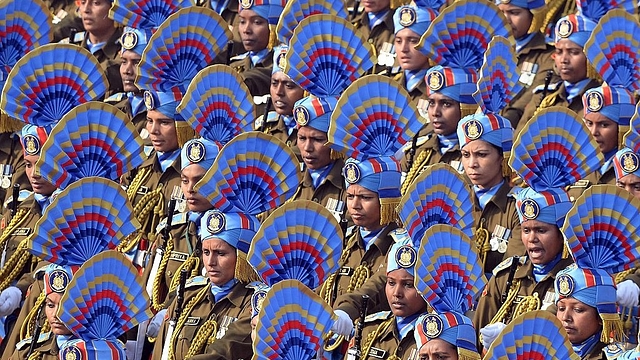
[[364, 311, 392, 323], [604, 343, 625, 359], [401, 135, 431, 154], [492, 256, 526, 276], [532, 81, 561, 94], [507, 186, 523, 198], [230, 52, 249, 62], [345, 225, 357, 239], [389, 228, 409, 243], [72, 31, 85, 44], [105, 92, 126, 103], [4, 189, 33, 209], [156, 212, 189, 233], [16, 332, 52, 350], [568, 179, 590, 189], [185, 275, 208, 288]]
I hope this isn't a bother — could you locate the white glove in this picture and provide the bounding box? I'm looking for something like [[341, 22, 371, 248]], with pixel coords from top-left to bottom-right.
[[480, 322, 507, 350], [617, 280, 640, 308], [0, 286, 21, 317], [146, 309, 167, 338], [331, 310, 354, 337]]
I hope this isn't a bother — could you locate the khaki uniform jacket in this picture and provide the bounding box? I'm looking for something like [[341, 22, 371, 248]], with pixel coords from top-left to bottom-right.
[[153, 278, 253, 360], [256, 112, 298, 154], [10, 332, 59, 360], [393, 72, 428, 103], [292, 159, 349, 225], [121, 153, 183, 263], [501, 32, 558, 130], [353, 312, 419, 360], [567, 167, 616, 203], [142, 217, 199, 310], [65, 28, 124, 98], [2, 270, 47, 360], [326, 224, 397, 313], [473, 180, 524, 274], [584, 342, 607, 360], [0, 132, 28, 205], [519, 79, 601, 135], [229, 51, 274, 97], [473, 256, 574, 347], [104, 93, 149, 138], [352, 10, 395, 74], [400, 132, 463, 181]]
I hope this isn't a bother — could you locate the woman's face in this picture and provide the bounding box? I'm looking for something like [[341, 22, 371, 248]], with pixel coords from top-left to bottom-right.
[[385, 268, 427, 318], [47, 293, 72, 336], [461, 140, 504, 189], [556, 297, 602, 344], [346, 184, 382, 231], [202, 238, 237, 286]]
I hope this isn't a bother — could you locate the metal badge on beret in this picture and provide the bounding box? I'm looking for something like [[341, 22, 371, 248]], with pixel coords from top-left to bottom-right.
[[427, 71, 444, 91], [556, 19, 573, 38], [294, 105, 310, 126], [207, 210, 226, 234], [61, 345, 82, 360], [277, 53, 286, 71], [463, 119, 483, 140], [586, 91, 604, 112], [556, 273, 575, 296], [49, 269, 71, 293], [144, 90, 155, 111], [23, 135, 41, 156], [240, 0, 253, 9], [343, 162, 361, 184], [121, 31, 138, 50], [621, 152, 640, 173], [399, 7, 417, 27], [423, 314, 444, 339], [396, 245, 417, 268], [187, 140, 206, 163], [520, 199, 540, 220]]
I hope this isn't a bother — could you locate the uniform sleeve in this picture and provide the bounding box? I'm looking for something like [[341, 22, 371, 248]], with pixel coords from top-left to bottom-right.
[[334, 269, 387, 321], [152, 295, 179, 360], [473, 273, 503, 347]]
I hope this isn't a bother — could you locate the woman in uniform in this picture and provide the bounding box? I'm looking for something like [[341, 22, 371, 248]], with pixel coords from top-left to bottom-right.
[[152, 132, 302, 360]]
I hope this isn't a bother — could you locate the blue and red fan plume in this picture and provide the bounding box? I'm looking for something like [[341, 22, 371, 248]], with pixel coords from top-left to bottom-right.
[[276, 0, 348, 45], [248, 200, 342, 289], [27, 177, 141, 266], [34, 102, 146, 189], [109, 0, 195, 30]]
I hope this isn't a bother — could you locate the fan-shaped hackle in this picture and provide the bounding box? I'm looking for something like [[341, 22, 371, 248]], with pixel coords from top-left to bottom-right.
[[509, 106, 604, 191], [34, 102, 145, 189], [109, 0, 195, 30], [248, 201, 342, 289], [27, 177, 140, 266], [0, 0, 52, 88], [284, 14, 375, 97], [416, 0, 513, 69], [624, 104, 640, 153], [415, 224, 486, 314], [485, 310, 580, 360], [398, 163, 475, 244], [195, 132, 302, 215], [328, 75, 421, 160], [584, 10, 640, 91], [58, 251, 152, 340], [253, 280, 334, 360], [1, 44, 108, 128], [177, 65, 255, 145], [562, 185, 640, 273], [473, 36, 522, 114], [577, 0, 637, 25], [275, 0, 347, 45], [136, 7, 232, 96]]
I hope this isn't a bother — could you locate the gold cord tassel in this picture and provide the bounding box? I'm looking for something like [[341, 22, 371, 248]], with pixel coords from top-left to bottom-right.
[[330, 149, 344, 160], [459, 104, 478, 119], [600, 313, 624, 343], [0, 113, 24, 134], [458, 348, 481, 360], [176, 121, 196, 148], [379, 197, 399, 226], [235, 251, 260, 284], [267, 25, 278, 50]]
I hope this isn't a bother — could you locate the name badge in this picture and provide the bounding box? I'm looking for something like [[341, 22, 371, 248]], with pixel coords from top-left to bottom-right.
[[169, 251, 189, 262], [368, 347, 387, 359], [137, 186, 149, 195], [185, 317, 201, 326], [11, 228, 31, 236]]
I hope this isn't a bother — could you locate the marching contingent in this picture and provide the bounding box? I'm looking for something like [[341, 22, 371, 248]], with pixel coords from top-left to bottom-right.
[[0, 0, 639, 358]]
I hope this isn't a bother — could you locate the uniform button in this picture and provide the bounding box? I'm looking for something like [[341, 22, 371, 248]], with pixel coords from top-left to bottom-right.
[[167, 271, 173, 278], [368, 39, 374, 44], [397, 346, 403, 352], [312, 198, 319, 203]]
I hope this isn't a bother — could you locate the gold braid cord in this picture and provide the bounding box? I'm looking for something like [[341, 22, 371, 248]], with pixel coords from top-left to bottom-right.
[[488, 280, 522, 325], [0, 208, 29, 251], [615, 268, 635, 285], [320, 273, 337, 304], [151, 236, 174, 312], [185, 317, 218, 359], [475, 220, 490, 269], [117, 231, 143, 253], [119, 185, 165, 253], [361, 317, 395, 360], [401, 149, 432, 195], [126, 167, 152, 201], [347, 265, 370, 293], [21, 291, 46, 340], [0, 240, 32, 292], [170, 256, 202, 293], [511, 292, 541, 320], [168, 285, 210, 360]]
